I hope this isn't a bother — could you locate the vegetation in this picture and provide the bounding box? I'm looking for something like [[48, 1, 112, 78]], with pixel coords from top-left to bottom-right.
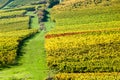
[[0, 0, 52, 79], [0, 5, 39, 66], [0, 0, 9, 8], [54, 73, 120, 80], [0, 4, 41, 32], [0, 16, 30, 32], [6, 0, 45, 8], [45, 0, 120, 79], [0, 29, 38, 67], [0, 0, 120, 79], [46, 21, 120, 35], [46, 31, 120, 72], [0, 8, 53, 80], [0, 10, 26, 19]]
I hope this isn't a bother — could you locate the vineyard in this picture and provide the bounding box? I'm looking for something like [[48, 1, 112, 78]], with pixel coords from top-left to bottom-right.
[[0, 29, 38, 67], [54, 73, 120, 80], [0, 16, 30, 32], [45, 0, 120, 79], [0, 10, 26, 19], [4, 0, 45, 8], [46, 31, 120, 72], [0, 0, 120, 79], [0, 4, 42, 32], [0, 0, 9, 8], [0, 0, 51, 79], [0, 5, 40, 67]]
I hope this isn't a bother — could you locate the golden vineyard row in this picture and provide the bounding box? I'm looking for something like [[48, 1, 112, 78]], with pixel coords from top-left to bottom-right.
[[45, 31, 120, 72], [0, 10, 26, 19], [0, 29, 38, 67], [54, 73, 120, 80]]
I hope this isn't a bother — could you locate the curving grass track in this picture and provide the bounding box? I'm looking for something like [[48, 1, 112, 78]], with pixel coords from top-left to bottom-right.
[[0, 31, 48, 80], [0, 10, 54, 80]]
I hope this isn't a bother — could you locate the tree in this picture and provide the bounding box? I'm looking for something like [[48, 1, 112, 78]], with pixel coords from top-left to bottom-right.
[[48, 0, 59, 8]]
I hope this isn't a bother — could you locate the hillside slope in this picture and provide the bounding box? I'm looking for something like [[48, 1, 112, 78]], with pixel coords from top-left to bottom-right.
[[5, 0, 45, 8], [0, 0, 9, 8], [45, 0, 120, 79]]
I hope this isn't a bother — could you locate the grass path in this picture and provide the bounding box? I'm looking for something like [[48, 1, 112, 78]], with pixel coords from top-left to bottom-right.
[[0, 31, 48, 80], [20, 30, 48, 80], [0, 10, 54, 80]]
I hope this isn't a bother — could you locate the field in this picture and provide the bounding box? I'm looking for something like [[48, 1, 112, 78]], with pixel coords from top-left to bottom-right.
[[55, 73, 120, 80], [0, 9, 30, 32], [0, 0, 53, 79], [0, 0, 120, 79], [0, 4, 40, 67], [4, 0, 44, 8], [45, 0, 120, 79], [0, 0, 9, 8], [0, 29, 38, 66]]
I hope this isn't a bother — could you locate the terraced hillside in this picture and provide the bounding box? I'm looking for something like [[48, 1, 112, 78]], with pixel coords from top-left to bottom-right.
[[0, 6, 41, 67], [5, 0, 45, 8], [1, 0, 120, 79], [0, 0, 9, 8], [0, 0, 52, 79], [45, 0, 120, 79]]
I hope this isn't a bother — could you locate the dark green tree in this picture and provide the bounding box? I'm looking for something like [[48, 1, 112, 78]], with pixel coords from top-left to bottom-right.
[[48, 0, 59, 8]]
